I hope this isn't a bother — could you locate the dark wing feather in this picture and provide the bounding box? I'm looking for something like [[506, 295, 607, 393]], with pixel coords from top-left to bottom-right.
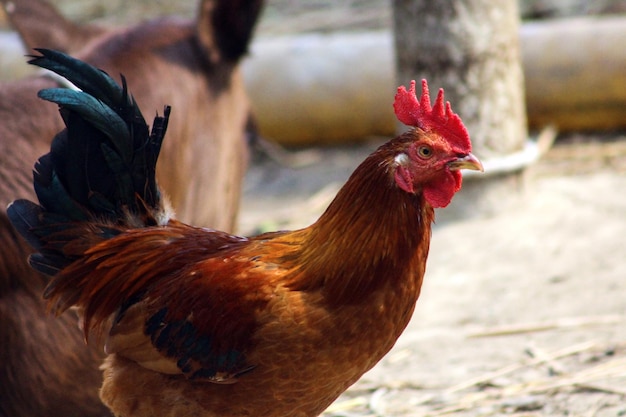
[[45, 222, 272, 383], [143, 254, 273, 382]]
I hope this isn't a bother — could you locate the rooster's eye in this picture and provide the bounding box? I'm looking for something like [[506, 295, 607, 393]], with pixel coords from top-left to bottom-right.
[[417, 146, 433, 159]]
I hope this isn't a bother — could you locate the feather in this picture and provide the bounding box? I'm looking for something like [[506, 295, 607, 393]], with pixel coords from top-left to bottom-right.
[[37, 88, 132, 157], [6, 200, 45, 250], [31, 49, 166, 221], [29, 48, 125, 112], [7, 49, 170, 277]]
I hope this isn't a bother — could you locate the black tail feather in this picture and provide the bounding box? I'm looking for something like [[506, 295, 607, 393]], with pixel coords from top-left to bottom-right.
[[6, 199, 46, 251], [29, 48, 128, 115], [6, 49, 171, 276]]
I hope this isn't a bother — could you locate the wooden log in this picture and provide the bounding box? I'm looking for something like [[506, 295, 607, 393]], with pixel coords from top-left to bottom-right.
[[242, 15, 626, 146], [2, 16, 625, 144], [522, 16, 626, 131], [241, 32, 396, 145]]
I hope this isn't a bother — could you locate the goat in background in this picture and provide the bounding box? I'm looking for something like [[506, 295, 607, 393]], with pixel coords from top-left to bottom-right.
[[0, 0, 264, 416]]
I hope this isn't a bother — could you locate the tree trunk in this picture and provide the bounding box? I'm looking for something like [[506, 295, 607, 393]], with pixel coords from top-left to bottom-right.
[[392, 0, 527, 159], [392, 0, 528, 220]]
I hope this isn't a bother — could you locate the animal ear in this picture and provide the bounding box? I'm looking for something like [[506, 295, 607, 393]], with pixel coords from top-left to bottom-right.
[[195, 0, 265, 63], [2, 0, 106, 53]]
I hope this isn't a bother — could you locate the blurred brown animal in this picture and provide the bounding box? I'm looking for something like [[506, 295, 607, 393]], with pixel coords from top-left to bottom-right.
[[0, 1, 264, 416]]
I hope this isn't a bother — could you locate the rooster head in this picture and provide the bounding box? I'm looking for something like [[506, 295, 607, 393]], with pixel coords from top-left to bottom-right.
[[391, 79, 483, 208]]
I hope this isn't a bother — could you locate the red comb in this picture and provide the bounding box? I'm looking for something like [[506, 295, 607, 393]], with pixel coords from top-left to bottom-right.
[[393, 79, 471, 151]]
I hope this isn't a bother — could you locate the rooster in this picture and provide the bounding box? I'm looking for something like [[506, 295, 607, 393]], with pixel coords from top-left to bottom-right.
[[8, 50, 482, 417]]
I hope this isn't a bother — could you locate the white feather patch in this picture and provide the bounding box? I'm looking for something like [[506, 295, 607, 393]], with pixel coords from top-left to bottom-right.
[[394, 153, 409, 167]]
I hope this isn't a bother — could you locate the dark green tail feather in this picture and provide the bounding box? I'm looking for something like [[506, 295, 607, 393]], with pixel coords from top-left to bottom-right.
[[7, 49, 170, 276], [29, 48, 126, 114]]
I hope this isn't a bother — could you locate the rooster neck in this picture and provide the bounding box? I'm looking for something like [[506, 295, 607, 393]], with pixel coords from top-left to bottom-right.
[[291, 151, 434, 306]]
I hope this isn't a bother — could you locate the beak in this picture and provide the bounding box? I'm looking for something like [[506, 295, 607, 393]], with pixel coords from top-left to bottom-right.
[[448, 153, 483, 172]]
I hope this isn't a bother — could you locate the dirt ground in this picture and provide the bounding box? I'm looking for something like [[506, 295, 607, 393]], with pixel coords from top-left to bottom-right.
[[239, 134, 626, 417]]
